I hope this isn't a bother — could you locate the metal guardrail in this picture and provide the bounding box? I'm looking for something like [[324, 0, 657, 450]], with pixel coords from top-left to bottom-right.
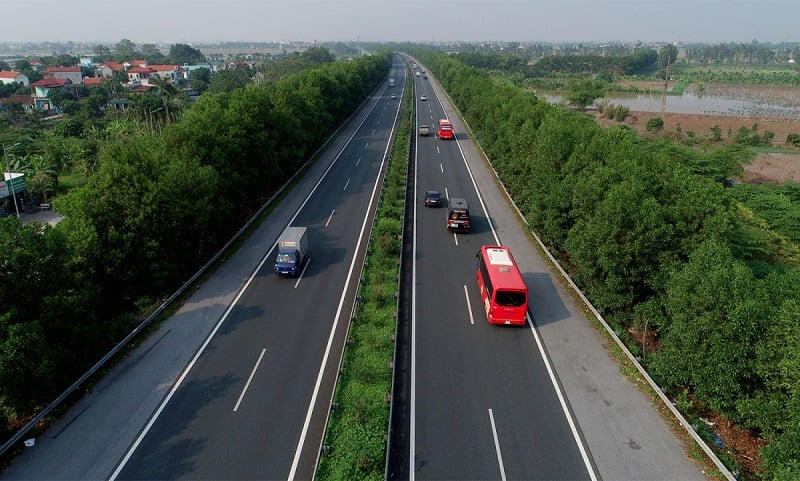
[[0, 102, 361, 460], [439, 79, 737, 481]]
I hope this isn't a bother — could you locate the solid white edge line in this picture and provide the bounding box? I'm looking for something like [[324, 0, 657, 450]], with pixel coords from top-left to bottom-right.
[[108, 247, 277, 481], [464, 285, 475, 325], [527, 314, 599, 481], [452, 109, 598, 479], [410, 73, 420, 481], [488, 409, 507, 481], [288, 91, 398, 481], [233, 348, 267, 412], [110, 87, 385, 481]]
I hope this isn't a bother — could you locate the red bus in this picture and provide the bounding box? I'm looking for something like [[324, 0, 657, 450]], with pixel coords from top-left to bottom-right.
[[438, 119, 454, 139], [476, 246, 529, 325]]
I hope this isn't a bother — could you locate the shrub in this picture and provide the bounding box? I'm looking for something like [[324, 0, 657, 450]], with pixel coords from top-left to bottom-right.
[[646, 117, 664, 131]]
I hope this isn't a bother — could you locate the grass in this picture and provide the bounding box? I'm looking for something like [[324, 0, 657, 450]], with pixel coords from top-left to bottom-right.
[[315, 75, 411, 480]]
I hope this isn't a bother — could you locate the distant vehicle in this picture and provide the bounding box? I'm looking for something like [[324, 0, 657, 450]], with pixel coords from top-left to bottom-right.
[[420, 95, 427, 101], [419, 124, 430, 136], [389, 78, 395, 87], [438, 119, 454, 140], [424, 190, 442, 207], [391, 93, 396, 99], [423, 75, 428, 79], [416, 71, 420, 77], [274, 226, 309, 276], [446, 198, 470, 232], [475, 245, 529, 325]]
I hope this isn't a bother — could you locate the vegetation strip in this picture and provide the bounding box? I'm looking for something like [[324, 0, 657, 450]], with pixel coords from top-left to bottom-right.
[[316, 72, 411, 480], [404, 46, 800, 480]]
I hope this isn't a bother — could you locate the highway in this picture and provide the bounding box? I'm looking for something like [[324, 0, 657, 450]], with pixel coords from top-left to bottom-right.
[[108, 58, 408, 480], [385, 58, 708, 481], [398, 65, 595, 480], [1, 55, 708, 481]]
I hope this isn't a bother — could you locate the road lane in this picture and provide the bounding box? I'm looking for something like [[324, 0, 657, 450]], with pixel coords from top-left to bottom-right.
[[409, 69, 594, 480], [110, 60, 408, 480]]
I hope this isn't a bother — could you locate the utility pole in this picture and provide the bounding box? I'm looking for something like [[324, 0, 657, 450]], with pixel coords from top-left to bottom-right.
[[660, 51, 671, 115], [2, 142, 22, 218]]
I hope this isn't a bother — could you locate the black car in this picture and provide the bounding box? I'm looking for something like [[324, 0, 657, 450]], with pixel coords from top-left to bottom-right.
[[424, 190, 442, 207]]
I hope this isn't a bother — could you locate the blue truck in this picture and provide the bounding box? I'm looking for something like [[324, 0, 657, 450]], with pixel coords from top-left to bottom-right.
[[273, 226, 309, 276]]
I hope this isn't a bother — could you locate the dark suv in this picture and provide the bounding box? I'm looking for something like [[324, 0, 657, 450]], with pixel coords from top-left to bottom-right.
[[424, 190, 442, 207], [446, 198, 470, 231]]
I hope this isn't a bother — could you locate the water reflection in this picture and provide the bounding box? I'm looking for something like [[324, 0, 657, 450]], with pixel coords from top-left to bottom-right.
[[541, 87, 800, 119]]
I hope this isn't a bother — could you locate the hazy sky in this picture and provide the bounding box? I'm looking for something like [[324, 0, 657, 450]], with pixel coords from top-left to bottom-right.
[[1, 0, 797, 45]]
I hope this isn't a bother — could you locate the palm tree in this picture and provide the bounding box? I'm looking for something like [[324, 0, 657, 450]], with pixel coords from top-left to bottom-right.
[[150, 75, 180, 123], [24, 153, 58, 203]]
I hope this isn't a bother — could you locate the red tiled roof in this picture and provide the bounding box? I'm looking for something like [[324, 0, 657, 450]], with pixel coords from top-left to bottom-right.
[[129, 67, 156, 74], [83, 77, 103, 85], [100, 62, 125, 70], [0, 70, 23, 78], [3, 94, 34, 105], [46, 66, 81, 72], [131, 85, 153, 92], [149, 64, 178, 71], [31, 78, 72, 87]]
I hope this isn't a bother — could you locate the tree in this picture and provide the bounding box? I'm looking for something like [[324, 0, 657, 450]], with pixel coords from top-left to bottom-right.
[[114, 39, 139, 61], [93, 44, 112, 59], [658, 44, 679, 74], [566, 79, 607, 111], [149, 76, 182, 123], [302, 47, 336, 64], [650, 240, 771, 414], [168, 43, 205, 65], [24, 153, 58, 203], [141, 43, 165, 64], [189, 67, 211, 92], [209, 67, 251, 93]]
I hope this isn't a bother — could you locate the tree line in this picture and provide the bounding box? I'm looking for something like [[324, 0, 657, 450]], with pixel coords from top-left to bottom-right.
[[406, 46, 799, 480], [0, 51, 391, 436]]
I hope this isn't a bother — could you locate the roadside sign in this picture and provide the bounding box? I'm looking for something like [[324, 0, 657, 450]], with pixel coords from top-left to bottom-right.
[[1, 173, 26, 197]]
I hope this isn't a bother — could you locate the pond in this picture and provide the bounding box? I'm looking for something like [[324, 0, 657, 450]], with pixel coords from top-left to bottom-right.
[[540, 85, 800, 119]]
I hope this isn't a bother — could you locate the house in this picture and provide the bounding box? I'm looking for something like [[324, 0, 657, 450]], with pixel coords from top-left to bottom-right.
[[127, 66, 156, 85], [30, 77, 72, 110], [107, 98, 130, 110], [149, 65, 180, 83], [44, 66, 83, 85], [98, 61, 125, 78], [0, 70, 30, 86], [124, 59, 147, 70], [0, 94, 35, 112]]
